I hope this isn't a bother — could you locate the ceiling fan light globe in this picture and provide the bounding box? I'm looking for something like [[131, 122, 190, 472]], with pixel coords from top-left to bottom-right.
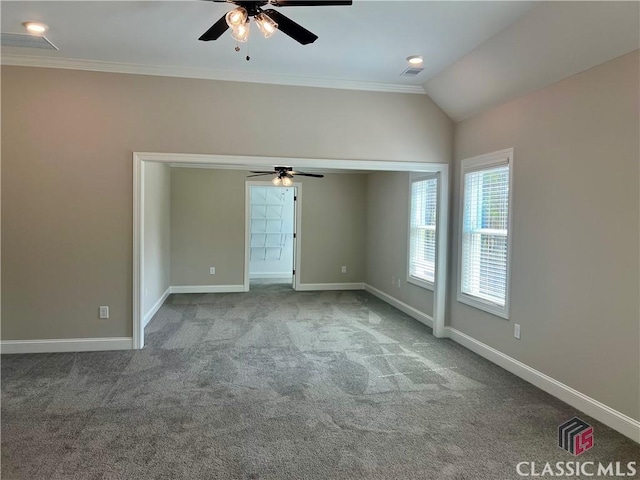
[[230, 21, 250, 42], [282, 177, 292, 186], [255, 13, 278, 39], [272, 177, 282, 186], [225, 7, 248, 29]]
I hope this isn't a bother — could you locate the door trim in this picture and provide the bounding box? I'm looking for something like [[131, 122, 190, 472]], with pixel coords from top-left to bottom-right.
[[133, 152, 449, 349], [244, 181, 302, 292]]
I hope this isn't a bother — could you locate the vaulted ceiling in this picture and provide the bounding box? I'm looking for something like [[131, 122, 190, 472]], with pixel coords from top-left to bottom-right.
[[2, 1, 638, 121]]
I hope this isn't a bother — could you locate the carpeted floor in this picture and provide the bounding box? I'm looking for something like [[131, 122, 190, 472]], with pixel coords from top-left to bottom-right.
[[2, 284, 638, 479]]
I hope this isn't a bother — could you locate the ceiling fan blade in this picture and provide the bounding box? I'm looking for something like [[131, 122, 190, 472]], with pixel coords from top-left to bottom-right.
[[250, 171, 277, 174], [270, 0, 352, 6], [247, 173, 274, 177], [294, 172, 324, 178], [263, 9, 318, 45], [199, 14, 229, 41]]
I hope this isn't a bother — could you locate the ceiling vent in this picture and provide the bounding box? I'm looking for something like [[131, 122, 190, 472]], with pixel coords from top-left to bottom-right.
[[1, 33, 58, 50], [400, 66, 424, 77]]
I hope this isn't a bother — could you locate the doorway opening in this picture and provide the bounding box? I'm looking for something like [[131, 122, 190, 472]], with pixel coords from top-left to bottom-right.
[[134, 153, 449, 349], [247, 184, 297, 291]]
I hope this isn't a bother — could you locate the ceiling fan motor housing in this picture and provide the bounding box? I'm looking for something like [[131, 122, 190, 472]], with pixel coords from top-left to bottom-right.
[[247, 166, 324, 180], [275, 166, 293, 178]]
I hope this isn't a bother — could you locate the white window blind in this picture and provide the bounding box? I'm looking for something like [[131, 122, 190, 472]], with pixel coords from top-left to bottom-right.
[[460, 159, 511, 315], [408, 175, 437, 287], [457, 149, 513, 319]]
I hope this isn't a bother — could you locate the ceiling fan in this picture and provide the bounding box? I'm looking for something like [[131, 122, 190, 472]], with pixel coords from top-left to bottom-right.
[[199, 0, 353, 45], [247, 166, 324, 185]]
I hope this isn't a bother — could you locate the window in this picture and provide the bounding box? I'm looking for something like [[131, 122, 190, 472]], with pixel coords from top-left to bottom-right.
[[458, 149, 513, 318], [408, 173, 438, 289]]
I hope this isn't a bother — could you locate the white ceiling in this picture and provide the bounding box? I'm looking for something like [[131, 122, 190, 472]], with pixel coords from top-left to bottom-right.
[[1, 1, 638, 120], [424, 1, 640, 120]]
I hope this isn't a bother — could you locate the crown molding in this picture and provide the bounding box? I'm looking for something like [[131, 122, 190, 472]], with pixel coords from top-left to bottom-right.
[[1, 54, 427, 95]]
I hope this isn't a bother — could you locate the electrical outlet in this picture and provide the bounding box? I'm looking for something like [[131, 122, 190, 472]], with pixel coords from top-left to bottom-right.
[[397, 279, 401, 288], [514, 323, 521, 339], [341, 266, 347, 274], [209, 267, 216, 275], [391, 276, 395, 285], [99, 306, 109, 319]]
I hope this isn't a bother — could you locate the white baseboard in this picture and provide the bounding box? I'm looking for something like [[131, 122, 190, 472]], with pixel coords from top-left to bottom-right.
[[143, 287, 171, 329], [170, 285, 245, 294], [296, 282, 364, 291], [364, 283, 433, 328], [0, 337, 133, 354], [250, 273, 293, 279], [444, 327, 640, 443], [362, 287, 639, 442]]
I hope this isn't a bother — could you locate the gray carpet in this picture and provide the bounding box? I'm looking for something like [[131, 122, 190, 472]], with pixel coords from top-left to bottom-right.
[[2, 285, 638, 479]]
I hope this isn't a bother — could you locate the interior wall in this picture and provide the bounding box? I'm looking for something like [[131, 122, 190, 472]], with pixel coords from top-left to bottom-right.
[[170, 169, 245, 287], [298, 172, 367, 285], [0, 66, 452, 341], [450, 51, 639, 420], [170, 168, 367, 287], [366, 172, 434, 318], [143, 162, 171, 317]]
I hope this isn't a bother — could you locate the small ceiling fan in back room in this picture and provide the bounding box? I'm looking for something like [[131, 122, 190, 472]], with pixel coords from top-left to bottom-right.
[[199, 0, 353, 54], [247, 166, 324, 186]]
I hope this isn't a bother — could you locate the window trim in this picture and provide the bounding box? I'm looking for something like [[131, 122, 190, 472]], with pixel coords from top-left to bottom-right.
[[456, 148, 514, 319], [407, 172, 438, 291]]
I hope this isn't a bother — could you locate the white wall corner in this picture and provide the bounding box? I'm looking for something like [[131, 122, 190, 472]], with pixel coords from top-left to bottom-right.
[[364, 283, 433, 329], [143, 287, 171, 329], [444, 327, 640, 443], [0, 337, 134, 354]]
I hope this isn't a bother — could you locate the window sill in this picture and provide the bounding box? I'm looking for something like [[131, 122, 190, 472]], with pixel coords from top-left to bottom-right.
[[457, 292, 509, 319], [407, 276, 434, 291]]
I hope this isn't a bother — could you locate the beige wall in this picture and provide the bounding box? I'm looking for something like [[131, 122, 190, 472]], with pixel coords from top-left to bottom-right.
[[170, 168, 367, 286], [143, 162, 171, 316], [1, 65, 451, 340], [366, 172, 434, 317], [450, 51, 640, 420], [297, 173, 367, 284], [170, 169, 245, 286]]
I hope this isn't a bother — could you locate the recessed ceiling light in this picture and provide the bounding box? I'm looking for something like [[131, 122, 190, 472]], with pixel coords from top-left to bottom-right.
[[406, 55, 424, 66], [23, 22, 48, 34]]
